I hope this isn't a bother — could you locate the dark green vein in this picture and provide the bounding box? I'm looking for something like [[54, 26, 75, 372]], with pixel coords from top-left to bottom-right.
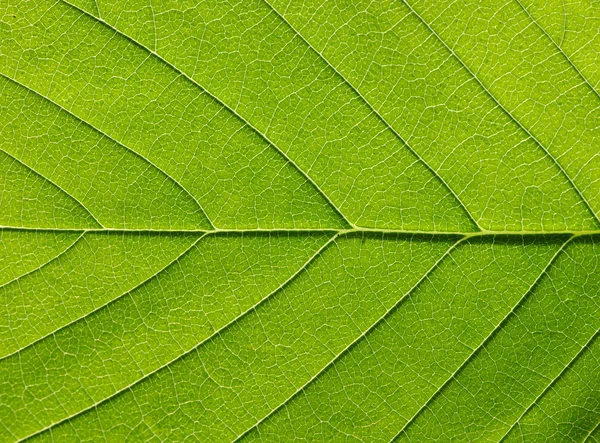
[[498, 327, 600, 442], [399, 0, 600, 228], [0, 146, 103, 228], [0, 233, 205, 362], [0, 72, 215, 230], [260, 0, 481, 231], [57, 0, 354, 230], [391, 235, 573, 442], [17, 231, 338, 442], [231, 235, 465, 443]]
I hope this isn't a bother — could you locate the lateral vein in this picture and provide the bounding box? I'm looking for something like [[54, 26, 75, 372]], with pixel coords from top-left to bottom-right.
[[0, 144, 104, 228], [57, 0, 354, 229], [16, 231, 339, 442], [399, 0, 600, 227], [260, 0, 481, 231], [498, 327, 600, 442], [231, 235, 465, 443], [0, 72, 216, 230], [391, 235, 573, 442], [514, 0, 600, 102], [0, 233, 206, 363], [0, 231, 85, 293], [584, 416, 600, 443]]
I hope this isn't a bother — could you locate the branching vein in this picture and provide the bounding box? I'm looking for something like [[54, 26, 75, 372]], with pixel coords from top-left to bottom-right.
[[399, 0, 600, 227]]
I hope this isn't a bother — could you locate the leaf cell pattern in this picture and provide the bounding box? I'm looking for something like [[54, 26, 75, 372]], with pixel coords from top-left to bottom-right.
[[0, 0, 598, 441]]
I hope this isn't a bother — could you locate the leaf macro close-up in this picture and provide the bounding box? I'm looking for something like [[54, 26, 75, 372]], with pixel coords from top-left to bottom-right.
[[0, 0, 599, 441]]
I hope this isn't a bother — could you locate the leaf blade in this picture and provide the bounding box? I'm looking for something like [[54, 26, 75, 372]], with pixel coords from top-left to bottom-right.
[[1, 0, 599, 441]]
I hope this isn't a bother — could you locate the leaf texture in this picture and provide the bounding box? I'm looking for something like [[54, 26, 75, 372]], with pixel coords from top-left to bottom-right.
[[0, 0, 598, 441]]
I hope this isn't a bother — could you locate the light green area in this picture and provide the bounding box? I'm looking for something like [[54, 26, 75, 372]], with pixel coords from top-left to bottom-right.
[[101, 0, 156, 49], [268, 0, 598, 231], [0, 0, 598, 441], [0, 232, 198, 358], [0, 231, 81, 286], [0, 151, 100, 229], [521, 0, 600, 90], [408, 0, 600, 222], [0, 76, 210, 230], [503, 335, 600, 442]]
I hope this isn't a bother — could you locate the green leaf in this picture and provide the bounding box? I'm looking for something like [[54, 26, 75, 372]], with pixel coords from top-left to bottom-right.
[[0, 0, 598, 441]]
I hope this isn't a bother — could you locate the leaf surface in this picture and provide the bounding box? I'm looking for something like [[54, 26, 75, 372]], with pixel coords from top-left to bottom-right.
[[0, 0, 598, 441]]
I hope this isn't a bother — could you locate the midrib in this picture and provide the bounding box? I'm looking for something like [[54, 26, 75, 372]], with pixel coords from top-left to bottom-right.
[[1, 226, 599, 238]]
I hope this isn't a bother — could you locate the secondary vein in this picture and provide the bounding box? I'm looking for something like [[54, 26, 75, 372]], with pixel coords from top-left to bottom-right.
[[0, 231, 85, 293], [57, 0, 354, 230], [584, 417, 600, 443], [514, 0, 600, 102], [16, 231, 339, 443], [0, 232, 206, 362], [0, 145, 104, 228], [0, 72, 215, 230], [391, 235, 573, 442], [498, 327, 600, 442], [399, 0, 600, 228], [231, 235, 465, 443], [261, 0, 481, 231]]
